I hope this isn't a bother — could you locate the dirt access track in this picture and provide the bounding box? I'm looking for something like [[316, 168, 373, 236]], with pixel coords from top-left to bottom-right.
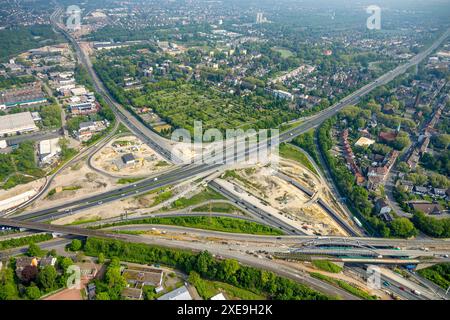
[[220, 159, 346, 236], [90, 135, 173, 177]]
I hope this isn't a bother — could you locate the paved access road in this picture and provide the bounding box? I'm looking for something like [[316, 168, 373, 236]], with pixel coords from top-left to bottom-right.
[[18, 20, 449, 224]]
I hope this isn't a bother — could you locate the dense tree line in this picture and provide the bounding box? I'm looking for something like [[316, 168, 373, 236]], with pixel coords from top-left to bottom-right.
[[291, 130, 320, 164], [83, 237, 330, 300], [0, 234, 52, 251], [0, 75, 35, 90], [412, 212, 450, 238], [0, 25, 61, 62], [0, 141, 45, 189], [417, 263, 450, 289]]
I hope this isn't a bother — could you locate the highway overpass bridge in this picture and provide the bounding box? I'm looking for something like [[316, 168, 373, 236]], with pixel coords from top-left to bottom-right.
[[1, 217, 449, 262], [12, 14, 449, 233]]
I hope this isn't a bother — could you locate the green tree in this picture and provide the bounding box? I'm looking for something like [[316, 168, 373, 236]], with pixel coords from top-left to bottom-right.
[[25, 285, 41, 300], [221, 259, 240, 280], [196, 251, 214, 277], [37, 265, 58, 293], [391, 132, 410, 151], [432, 134, 450, 149], [96, 292, 111, 300], [98, 252, 105, 264], [58, 257, 74, 273], [0, 268, 19, 300], [142, 285, 156, 300], [27, 243, 43, 257], [69, 239, 82, 251], [188, 270, 201, 285], [429, 173, 449, 188], [40, 104, 62, 128], [0, 283, 18, 300], [390, 218, 418, 238]]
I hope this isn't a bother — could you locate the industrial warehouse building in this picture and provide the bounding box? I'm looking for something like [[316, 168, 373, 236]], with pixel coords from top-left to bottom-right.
[[0, 82, 46, 109], [0, 112, 39, 137]]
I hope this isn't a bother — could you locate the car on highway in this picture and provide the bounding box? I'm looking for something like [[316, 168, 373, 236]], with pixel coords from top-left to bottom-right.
[[154, 177, 158, 181], [98, 201, 103, 205], [383, 281, 391, 287], [412, 290, 421, 296]]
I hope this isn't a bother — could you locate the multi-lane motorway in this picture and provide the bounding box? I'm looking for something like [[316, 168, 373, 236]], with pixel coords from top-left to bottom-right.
[[50, 8, 175, 162], [2, 8, 450, 300], [15, 12, 449, 226]]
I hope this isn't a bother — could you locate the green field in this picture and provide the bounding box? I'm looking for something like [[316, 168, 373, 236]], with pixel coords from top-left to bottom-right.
[[97, 216, 283, 235], [135, 82, 296, 133], [312, 260, 343, 273], [272, 47, 295, 58], [279, 143, 318, 175], [0, 142, 45, 190], [117, 177, 144, 185], [193, 202, 245, 214], [47, 185, 82, 197], [310, 272, 377, 300], [66, 217, 102, 226], [170, 187, 226, 210]]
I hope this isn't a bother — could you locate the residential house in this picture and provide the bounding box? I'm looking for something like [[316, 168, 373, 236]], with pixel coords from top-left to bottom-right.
[[122, 268, 164, 288], [413, 186, 428, 195], [375, 198, 391, 215], [122, 287, 143, 300], [408, 202, 443, 215], [433, 188, 446, 198]]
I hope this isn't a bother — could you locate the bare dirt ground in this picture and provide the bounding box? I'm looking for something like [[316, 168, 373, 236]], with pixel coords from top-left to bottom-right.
[[278, 157, 347, 218], [0, 178, 46, 203], [23, 160, 118, 214], [51, 182, 191, 225], [90, 135, 173, 177], [221, 160, 345, 236]]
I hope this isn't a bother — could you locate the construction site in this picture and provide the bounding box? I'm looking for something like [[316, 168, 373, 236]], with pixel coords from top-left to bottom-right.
[[90, 135, 172, 177]]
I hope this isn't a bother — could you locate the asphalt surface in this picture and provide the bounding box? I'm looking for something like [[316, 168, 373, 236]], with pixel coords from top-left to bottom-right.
[[208, 180, 305, 235], [13, 163, 220, 221], [51, 8, 175, 162], [275, 171, 359, 237], [13, 24, 449, 224], [5, 130, 62, 146], [2, 217, 449, 251]]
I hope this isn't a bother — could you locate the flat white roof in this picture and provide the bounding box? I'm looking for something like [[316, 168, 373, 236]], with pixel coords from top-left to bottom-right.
[[157, 286, 192, 301], [39, 138, 59, 154], [0, 112, 38, 136], [210, 293, 226, 300]]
